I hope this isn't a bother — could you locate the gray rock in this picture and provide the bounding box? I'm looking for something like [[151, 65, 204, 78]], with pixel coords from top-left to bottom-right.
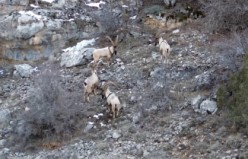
[[132, 112, 141, 124], [195, 71, 214, 90], [199, 99, 217, 114], [14, 64, 35, 77], [0, 109, 11, 123], [191, 95, 203, 110], [0, 139, 6, 147], [112, 130, 122, 139], [84, 123, 94, 133], [0, 0, 28, 5], [144, 150, 169, 159], [15, 12, 45, 39], [46, 19, 63, 31], [60, 48, 94, 67], [150, 67, 165, 78]]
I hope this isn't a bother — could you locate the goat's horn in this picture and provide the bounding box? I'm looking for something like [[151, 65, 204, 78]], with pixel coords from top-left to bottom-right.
[[102, 82, 108, 90], [107, 81, 118, 87], [106, 36, 114, 45]]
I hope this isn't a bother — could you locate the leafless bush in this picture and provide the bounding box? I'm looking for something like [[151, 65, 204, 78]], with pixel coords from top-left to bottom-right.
[[202, 0, 248, 32], [92, 7, 120, 36], [213, 30, 248, 71], [11, 70, 83, 149]]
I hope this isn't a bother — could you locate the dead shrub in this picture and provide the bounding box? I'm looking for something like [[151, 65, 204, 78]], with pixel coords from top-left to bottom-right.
[[202, 0, 248, 32], [91, 7, 120, 36], [10, 70, 83, 150], [213, 30, 248, 71]]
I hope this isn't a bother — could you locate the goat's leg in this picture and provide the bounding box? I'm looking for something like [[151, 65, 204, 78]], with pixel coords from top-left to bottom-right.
[[85, 92, 90, 102], [87, 95, 90, 102], [106, 57, 111, 66], [116, 107, 120, 117], [92, 86, 96, 95], [107, 104, 111, 113], [112, 105, 116, 119]]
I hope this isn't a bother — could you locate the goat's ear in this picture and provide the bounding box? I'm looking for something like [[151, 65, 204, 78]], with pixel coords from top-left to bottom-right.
[[115, 35, 119, 45]]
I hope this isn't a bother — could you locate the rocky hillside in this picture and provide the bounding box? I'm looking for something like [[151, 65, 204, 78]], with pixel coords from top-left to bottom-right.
[[0, 0, 248, 159]]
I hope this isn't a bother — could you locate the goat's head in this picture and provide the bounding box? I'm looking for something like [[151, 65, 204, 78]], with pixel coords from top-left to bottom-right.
[[88, 62, 97, 72], [100, 82, 108, 99], [158, 37, 163, 45], [106, 35, 118, 55]]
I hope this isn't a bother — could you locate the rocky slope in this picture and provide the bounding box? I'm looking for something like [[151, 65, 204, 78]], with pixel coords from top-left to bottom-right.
[[0, 0, 248, 159]]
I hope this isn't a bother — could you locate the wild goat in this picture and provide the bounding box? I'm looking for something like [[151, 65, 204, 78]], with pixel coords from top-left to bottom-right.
[[84, 65, 99, 102], [92, 35, 118, 66], [158, 37, 171, 63], [101, 82, 122, 119]]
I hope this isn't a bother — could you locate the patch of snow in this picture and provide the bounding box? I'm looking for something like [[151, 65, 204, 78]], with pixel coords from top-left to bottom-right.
[[100, 122, 106, 127], [85, 1, 106, 9], [93, 115, 99, 119], [130, 15, 137, 20], [18, 11, 43, 21], [122, 5, 128, 8], [25, 107, 30, 111], [172, 29, 180, 34], [33, 67, 39, 72], [88, 121, 94, 125], [98, 113, 103, 116], [62, 38, 96, 52], [30, 4, 40, 8], [41, 0, 55, 3]]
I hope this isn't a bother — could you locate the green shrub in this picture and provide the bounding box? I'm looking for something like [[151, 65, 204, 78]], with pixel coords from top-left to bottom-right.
[[217, 54, 248, 131]]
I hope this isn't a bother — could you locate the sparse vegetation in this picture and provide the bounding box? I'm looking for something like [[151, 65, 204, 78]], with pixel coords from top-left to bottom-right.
[[217, 54, 248, 132], [11, 70, 83, 149], [92, 7, 120, 36], [202, 0, 248, 32]]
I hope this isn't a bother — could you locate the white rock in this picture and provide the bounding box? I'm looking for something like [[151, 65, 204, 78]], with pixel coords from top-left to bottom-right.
[[172, 29, 180, 34], [0, 109, 10, 123], [0, 139, 6, 147], [84, 122, 94, 132], [191, 95, 202, 109], [14, 64, 35, 78], [60, 48, 94, 67], [112, 130, 122, 139], [200, 99, 217, 114]]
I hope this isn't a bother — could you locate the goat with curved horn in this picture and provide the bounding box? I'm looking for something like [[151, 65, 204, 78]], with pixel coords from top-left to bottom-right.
[[92, 35, 119, 67], [83, 64, 99, 102]]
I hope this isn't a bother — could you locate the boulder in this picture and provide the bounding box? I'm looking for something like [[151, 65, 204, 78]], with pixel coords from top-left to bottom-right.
[[199, 99, 217, 114], [14, 64, 35, 77], [60, 48, 94, 67], [195, 71, 214, 90]]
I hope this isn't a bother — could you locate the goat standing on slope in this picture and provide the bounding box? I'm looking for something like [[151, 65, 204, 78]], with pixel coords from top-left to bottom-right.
[[101, 82, 122, 119], [92, 35, 118, 67], [158, 37, 171, 64], [84, 64, 99, 102]]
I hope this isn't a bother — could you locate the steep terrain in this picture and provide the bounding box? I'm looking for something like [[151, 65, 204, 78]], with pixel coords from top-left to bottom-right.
[[0, 0, 248, 159]]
